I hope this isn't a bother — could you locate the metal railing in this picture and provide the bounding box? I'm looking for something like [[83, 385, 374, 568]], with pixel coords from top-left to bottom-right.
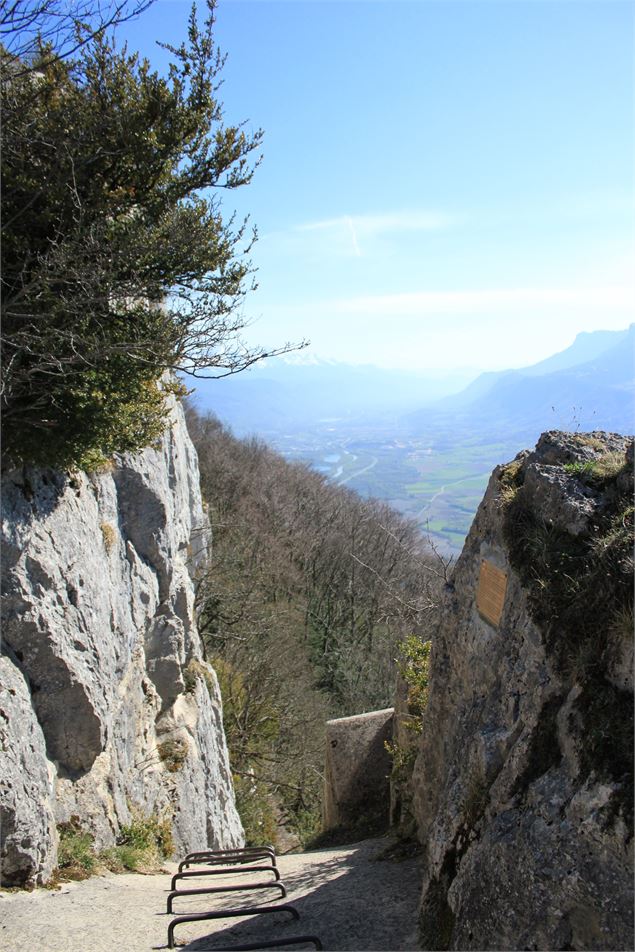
[[167, 880, 287, 914], [165, 842, 324, 951], [171, 864, 281, 891], [167, 902, 300, 948], [179, 846, 276, 872]]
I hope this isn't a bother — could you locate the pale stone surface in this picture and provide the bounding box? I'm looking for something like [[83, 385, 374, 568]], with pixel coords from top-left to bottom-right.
[[411, 430, 634, 951], [0, 401, 243, 886], [0, 837, 423, 952], [0, 654, 58, 885], [323, 708, 394, 832]]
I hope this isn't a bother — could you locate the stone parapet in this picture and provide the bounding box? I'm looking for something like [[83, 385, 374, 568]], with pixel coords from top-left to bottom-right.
[[323, 708, 394, 835]]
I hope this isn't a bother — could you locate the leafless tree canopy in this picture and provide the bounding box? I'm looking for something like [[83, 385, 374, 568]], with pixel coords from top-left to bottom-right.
[[1, 0, 153, 71], [186, 406, 443, 843]]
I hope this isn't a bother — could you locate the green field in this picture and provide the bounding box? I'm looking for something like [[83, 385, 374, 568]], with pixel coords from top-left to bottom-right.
[[273, 418, 528, 555]]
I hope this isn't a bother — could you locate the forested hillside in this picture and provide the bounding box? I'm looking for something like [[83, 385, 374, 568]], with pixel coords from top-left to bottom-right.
[[185, 405, 445, 844]]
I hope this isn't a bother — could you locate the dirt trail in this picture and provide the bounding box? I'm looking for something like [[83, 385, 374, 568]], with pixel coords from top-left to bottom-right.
[[0, 837, 423, 951]]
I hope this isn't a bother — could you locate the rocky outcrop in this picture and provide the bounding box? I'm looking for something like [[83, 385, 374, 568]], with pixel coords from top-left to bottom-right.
[[412, 431, 633, 950], [0, 400, 243, 886]]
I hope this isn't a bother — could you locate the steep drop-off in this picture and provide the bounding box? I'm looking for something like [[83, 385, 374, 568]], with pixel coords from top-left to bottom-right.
[[0, 401, 243, 886], [411, 430, 633, 950]]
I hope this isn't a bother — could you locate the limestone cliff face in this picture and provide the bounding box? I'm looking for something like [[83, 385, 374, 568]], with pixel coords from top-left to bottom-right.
[[412, 431, 633, 951], [0, 401, 243, 886]]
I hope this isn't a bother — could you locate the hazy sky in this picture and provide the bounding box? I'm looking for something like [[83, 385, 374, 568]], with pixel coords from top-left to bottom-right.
[[120, 0, 634, 372]]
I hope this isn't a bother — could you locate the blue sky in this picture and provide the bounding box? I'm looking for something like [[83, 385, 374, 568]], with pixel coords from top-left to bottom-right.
[[120, 0, 634, 371]]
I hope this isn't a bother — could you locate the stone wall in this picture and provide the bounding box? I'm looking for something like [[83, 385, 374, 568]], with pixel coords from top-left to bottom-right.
[[323, 708, 394, 836], [0, 400, 243, 885], [411, 431, 633, 950]]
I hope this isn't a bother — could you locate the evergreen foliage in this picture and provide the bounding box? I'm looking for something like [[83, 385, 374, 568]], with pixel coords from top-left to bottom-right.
[[396, 635, 431, 733], [1, 1, 297, 469], [385, 635, 431, 836]]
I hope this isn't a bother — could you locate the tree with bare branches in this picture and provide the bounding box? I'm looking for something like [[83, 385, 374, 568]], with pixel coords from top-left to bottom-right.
[[1, 0, 153, 71], [185, 406, 443, 843]]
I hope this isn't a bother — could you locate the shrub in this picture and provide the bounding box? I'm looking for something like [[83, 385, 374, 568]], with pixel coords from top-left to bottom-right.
[[100, 522, 117, 553], [386, 636, 432, 837], [290, 808, 322, 849], [564, 450, 628, 486], [497, 458, 524, 507], [183, 659, 216, 697], [111, 808, 175, 869], [385, 740, 417, 779], [233, 773, 278, 847], [56, 816, 96, 880], [118, 811, 173, 857], [563, 460, 596, 478], [55, 809, 174, 881], [397, 636, 432, 733], [157, 737, 189, 773]]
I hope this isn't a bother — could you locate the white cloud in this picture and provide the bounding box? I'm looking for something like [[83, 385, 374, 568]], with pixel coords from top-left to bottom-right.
[[259, 209, 458, 260], [287, 210, 457, 258], [328, 285, 635, 317], [244, 288, 633, 371], [296, 209, 457, 236], [345, 216, 362, 258]]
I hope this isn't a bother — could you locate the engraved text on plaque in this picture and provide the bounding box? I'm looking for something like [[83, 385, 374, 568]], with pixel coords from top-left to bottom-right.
[[477, 560, 508, 627]]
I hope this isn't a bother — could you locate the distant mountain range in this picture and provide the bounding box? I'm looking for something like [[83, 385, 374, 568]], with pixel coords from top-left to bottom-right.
[[187, 356, 479, 435], [187, 324, 633, 557], [188, 325, 633, 440], [416, 325, 634, 437]]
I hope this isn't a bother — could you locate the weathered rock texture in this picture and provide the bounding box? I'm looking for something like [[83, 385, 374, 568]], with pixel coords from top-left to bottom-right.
[[412, 431, 633, 951], [323, 708, 394, 835], [1, 400, 243, 885]]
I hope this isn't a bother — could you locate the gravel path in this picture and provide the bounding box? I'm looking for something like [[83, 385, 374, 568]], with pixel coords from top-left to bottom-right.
[[0, 837, 423, 951]]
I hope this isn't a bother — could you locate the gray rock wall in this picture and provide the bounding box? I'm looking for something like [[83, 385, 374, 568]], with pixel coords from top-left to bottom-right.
[[1, 400, 243, 885], [411, 431, 633, 951]]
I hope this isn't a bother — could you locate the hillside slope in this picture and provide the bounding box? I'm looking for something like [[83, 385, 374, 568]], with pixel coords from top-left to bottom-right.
[[188, 359, 478, 435], [184, 406, 441, 843]]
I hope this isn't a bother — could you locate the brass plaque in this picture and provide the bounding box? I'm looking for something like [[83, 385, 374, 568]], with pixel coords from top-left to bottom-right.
[[477, 560, 508, 627]]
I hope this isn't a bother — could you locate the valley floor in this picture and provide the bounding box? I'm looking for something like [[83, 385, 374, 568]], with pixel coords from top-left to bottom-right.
[[0, 836, 423, 951]]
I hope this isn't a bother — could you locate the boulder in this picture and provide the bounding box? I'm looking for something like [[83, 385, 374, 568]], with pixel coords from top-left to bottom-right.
[[411, 431, 634, 950]]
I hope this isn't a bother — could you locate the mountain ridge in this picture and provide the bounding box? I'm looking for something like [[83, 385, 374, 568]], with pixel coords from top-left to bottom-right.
[[435, 325, 631, 411], [409, 324, 633, 436]]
